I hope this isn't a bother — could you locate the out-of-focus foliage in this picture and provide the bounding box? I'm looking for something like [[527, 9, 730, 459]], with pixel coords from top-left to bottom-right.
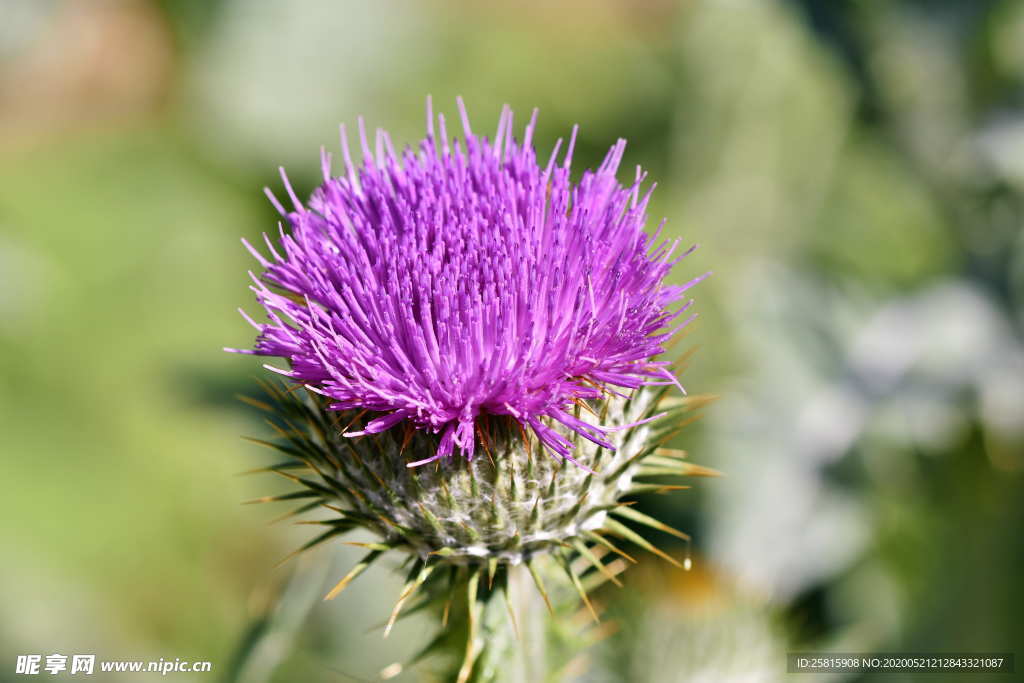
[[1, 1, 1021, 681]]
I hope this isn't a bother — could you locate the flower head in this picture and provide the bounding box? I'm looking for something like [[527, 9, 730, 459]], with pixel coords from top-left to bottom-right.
[[231, 98, 705, 466], [230, 100, 714, 681]]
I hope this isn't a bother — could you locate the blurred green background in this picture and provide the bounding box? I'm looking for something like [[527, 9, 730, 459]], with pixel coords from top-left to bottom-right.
[[1, 1, 1022, 681]]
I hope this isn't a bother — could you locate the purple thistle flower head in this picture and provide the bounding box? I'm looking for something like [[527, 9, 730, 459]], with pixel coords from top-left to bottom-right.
[[230, 98, 706, 467]]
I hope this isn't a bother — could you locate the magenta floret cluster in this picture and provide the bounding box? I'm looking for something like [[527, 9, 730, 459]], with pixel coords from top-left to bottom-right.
[[231, 99, 704, 467]]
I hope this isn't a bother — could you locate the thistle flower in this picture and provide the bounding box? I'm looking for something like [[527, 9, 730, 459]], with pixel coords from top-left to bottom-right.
[[229, 99, 713, 681]]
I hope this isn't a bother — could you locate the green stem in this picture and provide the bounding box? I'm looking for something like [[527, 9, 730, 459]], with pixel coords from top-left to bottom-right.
[[467, 565, 558, 683]]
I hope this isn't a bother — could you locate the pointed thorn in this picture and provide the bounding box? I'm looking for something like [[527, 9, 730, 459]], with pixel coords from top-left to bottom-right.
[[384, 561, 434, 638], [324, 550, 384, 601], [612, 506, 691, 541], [526, 560, 554, 615], [456, 569, 482, 683], [487, 557, 498, 589], [604, 518, 682, 568], [572, 540, 623, 588], [559, 553, 600, 624], [584, 531, 637, 564]]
